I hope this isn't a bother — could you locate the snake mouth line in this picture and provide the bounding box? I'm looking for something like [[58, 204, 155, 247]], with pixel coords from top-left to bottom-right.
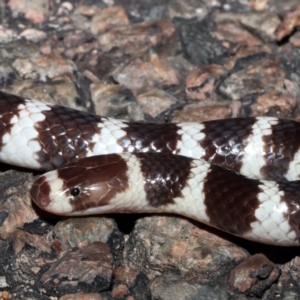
[[61, 205, 115, 216]]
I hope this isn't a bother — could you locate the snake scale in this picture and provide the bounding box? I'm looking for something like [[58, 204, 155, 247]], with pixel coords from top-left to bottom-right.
[[1, 91, 300, 246]]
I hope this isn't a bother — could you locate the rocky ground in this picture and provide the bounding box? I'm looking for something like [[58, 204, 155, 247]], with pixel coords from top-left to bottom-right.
[[1, 0, 300, 299]]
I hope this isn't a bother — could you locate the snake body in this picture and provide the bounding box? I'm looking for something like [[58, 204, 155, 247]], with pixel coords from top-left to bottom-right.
[[1, 91, 300, 246]]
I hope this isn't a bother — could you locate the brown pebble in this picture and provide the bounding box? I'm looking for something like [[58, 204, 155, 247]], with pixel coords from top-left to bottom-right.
[[185, 64, 226, 101], [229, 253, 280, 296], [59, 293, 103, 300], [251, 91, 297, 117], [172, 103, 233, 122], [112, 284, 129, 297]]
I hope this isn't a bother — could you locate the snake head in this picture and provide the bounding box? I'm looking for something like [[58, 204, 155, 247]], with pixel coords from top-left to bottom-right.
[[30, 154, 131, 215]]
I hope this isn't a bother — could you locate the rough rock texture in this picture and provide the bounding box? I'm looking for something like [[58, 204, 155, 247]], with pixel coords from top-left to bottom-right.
[[1, 0, 300, 299]]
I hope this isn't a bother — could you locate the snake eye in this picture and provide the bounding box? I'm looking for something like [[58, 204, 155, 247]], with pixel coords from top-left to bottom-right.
[[70, 187, 80, 197]]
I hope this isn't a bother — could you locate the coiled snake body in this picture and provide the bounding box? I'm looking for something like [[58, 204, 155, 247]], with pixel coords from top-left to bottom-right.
[[1, 91, 300, 246]]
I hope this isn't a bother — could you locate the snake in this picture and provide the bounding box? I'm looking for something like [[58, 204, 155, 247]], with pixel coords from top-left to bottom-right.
[[1, 90, 300, 246]]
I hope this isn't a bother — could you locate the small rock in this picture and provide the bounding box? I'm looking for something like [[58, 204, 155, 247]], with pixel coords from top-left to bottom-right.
[[53, 217, 124, 262], [19, 28, 47, 43], [124, 216, 249, 284], [12, 54, 77, 82], [172, 103, 234, 122], [0, 170, 37, 239], [289, 31, 300, 48], [2, 40, 40, 59], [213, 11, 280, 43], [54, 217, 116, 246], [213, 19, 262, 49], [250, 91, 297, 117], [40, 242, 113, 294], [59, 293, 103, 300], [8, 0, 50, 23], [113, 266, 150, 298], [218, 56, 286, 101], [63, 30, 93, 49], [167, 0, 209, 20], [57, 2, 74, 16], [90, 83, 143, 120], [91, 6, 129, 35], [113, 50, 179, 94], [150, 271, 228, 300], [0, 26, 17, 43], [150, 271, 200, 300], [137, 88, 178, 118], [229, 253, 280, 297], [178, 18, 229, 65], [4, 80, 86, 110], [97, 19, 176, 57], [267, 256, 300, 297], [111, 283, 129, 298], [185, 64, 227, 101], [275, 5, 300, 41]]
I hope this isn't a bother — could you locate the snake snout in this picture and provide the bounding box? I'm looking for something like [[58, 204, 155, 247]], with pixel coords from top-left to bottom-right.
[[30, 176, 51, 209]]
